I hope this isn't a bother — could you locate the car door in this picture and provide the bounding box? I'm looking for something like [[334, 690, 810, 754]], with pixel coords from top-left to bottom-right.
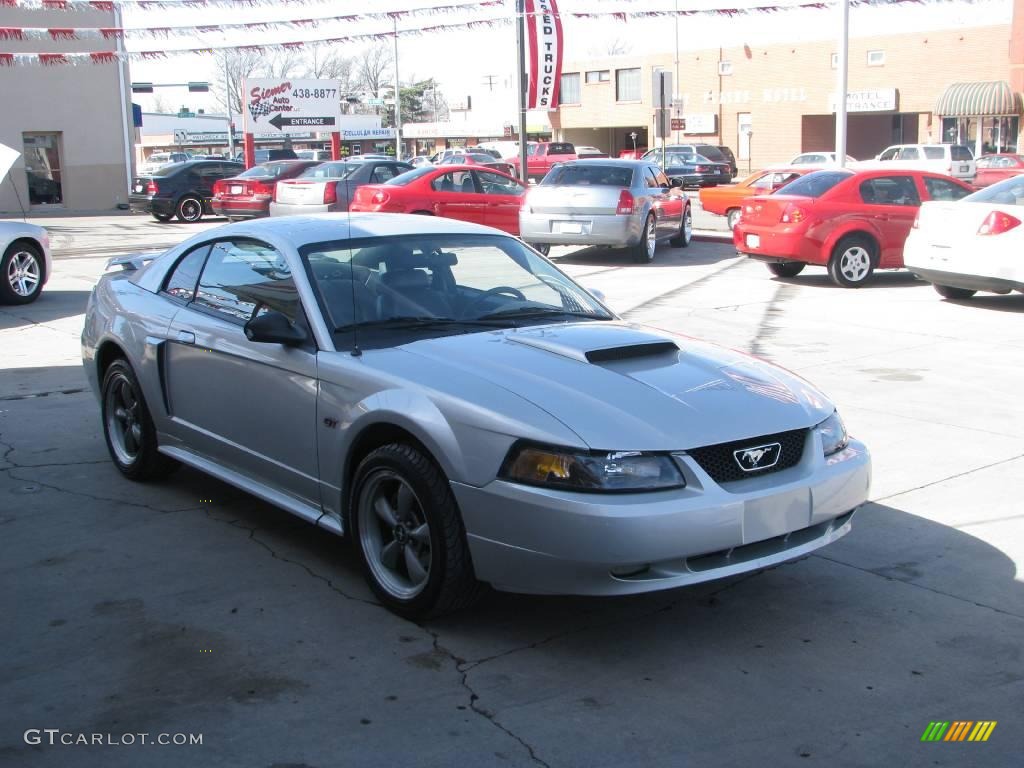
[[644, 166, 677, 237], [857, 175, 921, 267], [474, 168, 526, 234], [163, 237, 320, 507], [922, 175, 971, 203], [428, 170, 488, 224]]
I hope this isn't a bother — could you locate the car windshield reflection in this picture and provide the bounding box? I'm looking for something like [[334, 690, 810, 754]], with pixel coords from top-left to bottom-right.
[[300, 234, 612, 347]]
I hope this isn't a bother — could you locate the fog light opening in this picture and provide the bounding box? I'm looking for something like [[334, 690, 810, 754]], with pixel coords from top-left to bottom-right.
[[610, 564, 652, 579]]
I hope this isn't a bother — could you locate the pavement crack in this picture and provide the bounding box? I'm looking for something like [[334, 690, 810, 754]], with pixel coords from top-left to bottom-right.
[[813, 553, 1024, 622], [874, 452, 1024, 504], [4, 467, 201, 515], [421, 626, 553, 768]]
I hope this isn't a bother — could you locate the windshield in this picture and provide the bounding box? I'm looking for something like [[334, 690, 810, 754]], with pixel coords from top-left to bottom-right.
[[964, 175, 1024, 205], [542, 164, 633, 187], [299, 162, 359, 180], [779, 170, 852, 198], [301, 233, 613, 348], [385, 166, 435, 186]]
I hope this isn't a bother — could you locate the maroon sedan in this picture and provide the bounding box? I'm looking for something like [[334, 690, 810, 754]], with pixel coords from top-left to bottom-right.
[[211, 160, 320, 220]]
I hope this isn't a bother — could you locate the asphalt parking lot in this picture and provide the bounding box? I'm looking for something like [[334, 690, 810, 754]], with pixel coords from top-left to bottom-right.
[[2, 212, 1022, 767]]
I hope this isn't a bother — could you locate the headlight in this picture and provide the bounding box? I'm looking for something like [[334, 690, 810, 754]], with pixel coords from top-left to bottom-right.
[[817, 410, 849, 456], [499, 444, 685, 492]]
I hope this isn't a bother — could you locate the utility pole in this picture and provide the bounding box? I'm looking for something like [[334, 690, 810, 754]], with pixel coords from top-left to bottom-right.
[[515, 0, 528, 183], [393, 17, 402, 159], [835, 0, 850, 167], [674, 0, 680, 144], [224, 58, 235, 158]]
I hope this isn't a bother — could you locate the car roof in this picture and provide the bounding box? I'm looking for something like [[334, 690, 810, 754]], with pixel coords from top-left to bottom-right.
[[220, 212, 500, 245], [560, 158, 651, 167]]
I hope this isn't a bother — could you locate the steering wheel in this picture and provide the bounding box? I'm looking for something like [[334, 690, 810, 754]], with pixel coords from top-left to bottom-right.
[[461, 286, 527, 318]]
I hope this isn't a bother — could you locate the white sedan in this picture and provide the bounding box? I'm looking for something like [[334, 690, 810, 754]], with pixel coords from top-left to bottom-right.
[[1, 220, 52, 304], [904, 175, 1024, 299]]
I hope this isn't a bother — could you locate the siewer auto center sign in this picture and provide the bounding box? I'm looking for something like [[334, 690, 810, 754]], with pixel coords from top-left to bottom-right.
[[243, 78, 343, 134], [526, 0, 564, 110]]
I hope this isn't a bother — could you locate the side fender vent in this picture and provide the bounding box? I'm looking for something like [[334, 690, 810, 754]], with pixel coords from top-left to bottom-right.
[[585, 341, 679, 363]]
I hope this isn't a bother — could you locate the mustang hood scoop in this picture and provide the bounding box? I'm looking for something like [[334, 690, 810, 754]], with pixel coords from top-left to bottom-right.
[[507, 324, 679, 364]]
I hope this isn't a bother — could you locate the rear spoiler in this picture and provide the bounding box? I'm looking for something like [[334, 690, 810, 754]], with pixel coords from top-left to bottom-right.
[[106, 252, 160, 272]]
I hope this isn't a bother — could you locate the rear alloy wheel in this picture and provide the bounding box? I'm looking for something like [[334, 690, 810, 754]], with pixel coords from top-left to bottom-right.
[[828, 236, 876, 288], [933, 284, 977, 300], [176, 195, 204, 223], [101, 359, 178, 481], [767, 262, 805, 278], [726, 208, 741, 230], [351, 443, 485, 618], [670, 205, 692, 248], [633, 214, 657, 263], [1, 242, 44, 305], [529, 243, 551, 256]]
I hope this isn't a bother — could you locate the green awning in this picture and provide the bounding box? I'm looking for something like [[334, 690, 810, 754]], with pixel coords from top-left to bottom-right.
[[935, 81, 1022, 117]]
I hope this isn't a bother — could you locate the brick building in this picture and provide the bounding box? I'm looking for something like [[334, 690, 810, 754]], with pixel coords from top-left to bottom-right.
[[554, 10, 1022, 169]]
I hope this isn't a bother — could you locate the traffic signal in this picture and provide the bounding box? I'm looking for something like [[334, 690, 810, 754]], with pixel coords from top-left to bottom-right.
[[131, 82, 154, 93], [187, 82, 210, 93]]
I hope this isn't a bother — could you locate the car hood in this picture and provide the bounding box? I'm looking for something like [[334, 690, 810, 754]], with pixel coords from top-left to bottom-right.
[[398, 322, 834, 450]]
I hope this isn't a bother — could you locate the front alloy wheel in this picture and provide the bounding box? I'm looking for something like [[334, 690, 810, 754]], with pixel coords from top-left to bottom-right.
[[351, 444, 485, 618], [1, 243, 43, 304], [670, 205, 692, 248], [633, 214, 656, 263]]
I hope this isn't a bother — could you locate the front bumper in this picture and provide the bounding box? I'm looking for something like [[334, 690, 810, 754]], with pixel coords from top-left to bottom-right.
[[452, 435, 870, 595], [519, 211, 643, 247]]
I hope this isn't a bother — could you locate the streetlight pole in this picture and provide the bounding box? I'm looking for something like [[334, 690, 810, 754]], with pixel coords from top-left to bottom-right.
[[516, 0, 529, 183], [224, 59, 236, 159], [393, 17, 402, 159], [835, 0, 850, 168], [674, 0, 680, 144]]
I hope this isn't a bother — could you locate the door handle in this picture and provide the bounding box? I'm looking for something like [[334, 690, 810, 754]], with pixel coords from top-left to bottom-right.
[[177, 330, 196, 344]]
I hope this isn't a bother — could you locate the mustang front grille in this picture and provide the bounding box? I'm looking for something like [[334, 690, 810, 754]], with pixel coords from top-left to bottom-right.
[[686, 428, 808, 484]]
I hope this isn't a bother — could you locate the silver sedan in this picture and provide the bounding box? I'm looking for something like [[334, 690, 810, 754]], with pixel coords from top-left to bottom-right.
[[82, 213, 869, 617], [519, 159, 693, 262]]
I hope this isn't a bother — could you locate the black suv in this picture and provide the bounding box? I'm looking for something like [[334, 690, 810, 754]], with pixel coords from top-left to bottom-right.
[[716, 146, 738, 178], [130, 160, 244, 222]]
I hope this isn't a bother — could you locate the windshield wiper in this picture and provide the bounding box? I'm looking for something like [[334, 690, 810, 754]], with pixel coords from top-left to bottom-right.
[[475, 306, 609, 322], [334, 316, 508, 332]]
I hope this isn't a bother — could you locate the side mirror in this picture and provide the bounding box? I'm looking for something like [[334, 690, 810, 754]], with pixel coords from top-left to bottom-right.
[[588, 287, 607, 303], [244, 311, 307, 346], [669, 177, 684, 189]]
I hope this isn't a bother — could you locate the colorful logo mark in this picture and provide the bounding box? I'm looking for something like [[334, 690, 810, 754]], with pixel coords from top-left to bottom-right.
[[921, 721, 997, 742]]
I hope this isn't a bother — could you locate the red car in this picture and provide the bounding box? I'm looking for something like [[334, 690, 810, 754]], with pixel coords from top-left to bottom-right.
[[506, 142, 577, 183], [349, 164, 527, 235], [438, 152, 517, 178], [211, 160, 320, 220], [733, 168, 973, 287], [973, 154, 1024, 188], [619, 147, 648, 160]]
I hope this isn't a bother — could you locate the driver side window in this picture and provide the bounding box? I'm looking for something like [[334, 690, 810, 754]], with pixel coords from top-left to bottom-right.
[[193, 240, 301, 324]]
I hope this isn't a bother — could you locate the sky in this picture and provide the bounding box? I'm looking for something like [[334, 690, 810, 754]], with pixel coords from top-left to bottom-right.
[[126, 0, 1012, 116]]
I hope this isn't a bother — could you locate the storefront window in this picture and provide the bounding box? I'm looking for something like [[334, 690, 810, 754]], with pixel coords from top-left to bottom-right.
[[942, 116, 1019, 155], [23, 132, 63, 206]]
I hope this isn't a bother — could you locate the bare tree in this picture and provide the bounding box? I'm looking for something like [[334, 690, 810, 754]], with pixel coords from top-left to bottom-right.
[[264, 50, 303, 79], [588, 37, 633, 57], [357, 43, 394, 96], [150, 92, 171, 114], [210, 49, 264, 116], [304, 43, 355, 93]]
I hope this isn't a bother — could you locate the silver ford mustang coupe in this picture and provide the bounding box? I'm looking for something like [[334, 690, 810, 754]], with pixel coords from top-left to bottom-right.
[[82, 214, 870, 618]]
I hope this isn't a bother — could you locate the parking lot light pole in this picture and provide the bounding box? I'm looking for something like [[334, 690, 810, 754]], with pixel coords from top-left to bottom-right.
[[394, 17, 402, 159], [516, 0, 529, 183], [835, 0, 850, 168]]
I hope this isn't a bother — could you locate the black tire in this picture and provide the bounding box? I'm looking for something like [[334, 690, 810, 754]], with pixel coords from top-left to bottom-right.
[[152, 212, 173, 222], [633, 214, 656, 263], [767, 262, 805, 278], [529, 243, 551, 256], [828, 235, 877, 288], [670, 205, 692, 248], [1, 241, 44, 305], [350, 443, 486, 619], [726, 208, 741, 231], [933, 284, 977, 300], [175, 195, 204, 223], [100, 359, 178, 481]]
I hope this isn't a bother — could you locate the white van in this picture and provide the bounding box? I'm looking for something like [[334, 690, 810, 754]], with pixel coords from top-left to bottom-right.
[[870, 144, 976, 183]]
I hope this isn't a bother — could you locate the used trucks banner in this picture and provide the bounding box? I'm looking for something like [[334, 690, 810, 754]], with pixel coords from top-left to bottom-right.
[[526, 0, 563, 110]]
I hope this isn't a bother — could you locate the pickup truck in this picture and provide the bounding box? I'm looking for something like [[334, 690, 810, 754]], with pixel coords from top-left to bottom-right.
[[506, 141, 577, 183]]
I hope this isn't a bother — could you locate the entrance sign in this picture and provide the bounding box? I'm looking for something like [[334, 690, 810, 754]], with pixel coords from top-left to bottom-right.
[[243, 78, 342, 134]]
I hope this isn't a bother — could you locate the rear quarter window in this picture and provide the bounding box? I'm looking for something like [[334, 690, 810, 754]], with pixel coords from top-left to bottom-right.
[[951, 145, 974, 161], [548, 143, 575, 155], [922, 147, 945, 160]]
